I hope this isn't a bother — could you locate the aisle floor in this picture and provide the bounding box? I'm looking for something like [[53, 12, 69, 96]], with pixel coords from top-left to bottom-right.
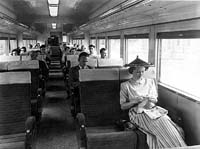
[[33, 60, 78, 149]]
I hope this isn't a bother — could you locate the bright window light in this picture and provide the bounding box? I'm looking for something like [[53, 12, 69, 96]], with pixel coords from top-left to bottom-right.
[[52, 23, 56, 29], [49, 6, 58, 17], [48, 0, 59, 5]]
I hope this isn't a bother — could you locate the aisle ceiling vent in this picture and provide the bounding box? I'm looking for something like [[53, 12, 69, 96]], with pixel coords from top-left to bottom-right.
[[99, 0, 153, 18]]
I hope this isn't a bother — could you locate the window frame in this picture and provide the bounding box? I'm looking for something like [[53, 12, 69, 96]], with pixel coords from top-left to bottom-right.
[[157, 30, 200, 100]]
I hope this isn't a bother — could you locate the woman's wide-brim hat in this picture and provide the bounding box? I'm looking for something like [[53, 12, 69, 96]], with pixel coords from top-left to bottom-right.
[[125, 56, 153, 73]]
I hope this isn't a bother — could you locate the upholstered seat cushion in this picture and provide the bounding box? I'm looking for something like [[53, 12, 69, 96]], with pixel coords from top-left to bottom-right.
[[86, 126, 137, 149]]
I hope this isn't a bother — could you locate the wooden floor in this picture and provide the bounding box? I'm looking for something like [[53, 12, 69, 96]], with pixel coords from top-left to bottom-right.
[[33, 60, 78, 149]]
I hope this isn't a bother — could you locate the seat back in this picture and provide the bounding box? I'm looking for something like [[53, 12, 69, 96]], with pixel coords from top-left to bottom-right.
[[0, 71, 31, 135], [119, 68, 132, 83], [37, 54, 46, 61], [0, 62, 8, 72], [7, 60, 40, 99], [79, 69, 121, 126], [21, 55, 31, 61], [0, 56, 20, 62], [66, 55, 79, 67], [97, 58, 123, 68], [87, 58, 97, 68]]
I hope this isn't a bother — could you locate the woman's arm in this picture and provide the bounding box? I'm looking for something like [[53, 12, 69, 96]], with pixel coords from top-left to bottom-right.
[[121, 96, 144, 110], [121, 99, 140, 110]]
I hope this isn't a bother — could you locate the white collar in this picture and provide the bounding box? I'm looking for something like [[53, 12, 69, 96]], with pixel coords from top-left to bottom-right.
[[130, 77, 145, 85]]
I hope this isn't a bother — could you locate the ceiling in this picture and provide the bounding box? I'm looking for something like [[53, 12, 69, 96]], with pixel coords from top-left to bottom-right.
[[1, 0, 200, 35], [4, 0, 111, 33]]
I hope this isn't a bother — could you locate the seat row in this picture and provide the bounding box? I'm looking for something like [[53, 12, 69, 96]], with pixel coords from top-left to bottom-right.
[[0, 55, 31, 62], [0, 60, 46, 121], [65, 55, 124, 68], [0, 71, 37, 149], [75, 67, 155, 149]]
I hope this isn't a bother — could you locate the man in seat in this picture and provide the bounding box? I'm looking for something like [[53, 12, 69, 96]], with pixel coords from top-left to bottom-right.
[[69, 52, 93, 117]]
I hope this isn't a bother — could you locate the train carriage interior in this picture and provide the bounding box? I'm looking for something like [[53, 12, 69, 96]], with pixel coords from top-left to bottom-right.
[[0, 0, 200, 148]]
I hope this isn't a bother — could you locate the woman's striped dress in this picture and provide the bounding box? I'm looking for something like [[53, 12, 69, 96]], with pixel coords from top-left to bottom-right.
[[120, 77, 187, 148]]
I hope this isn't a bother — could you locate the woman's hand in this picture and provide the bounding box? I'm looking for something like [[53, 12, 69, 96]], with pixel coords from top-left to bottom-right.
[[138, 99, 148, 108], [145, 96, 157, 104]]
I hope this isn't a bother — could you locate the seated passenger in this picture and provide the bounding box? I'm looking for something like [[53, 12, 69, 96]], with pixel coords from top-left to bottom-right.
[[69, 52, 93, 88], [100, 48, 107, 59], [69, 52, 94, 117], [88, 44, 97, 58], [40, 45, 51, 65], [30, 51, 49, 81], [69, 48, 77, 55], [11, 48, 20, 56], [120, 57, 187, 149], [20, 47, 27, 55]]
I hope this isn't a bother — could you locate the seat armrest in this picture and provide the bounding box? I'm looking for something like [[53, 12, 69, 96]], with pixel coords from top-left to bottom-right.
[[77, 113, 86, 126], [76, 113, 87, 148], [25, 116, 36, 148], [37, 88, 43, 96], [25, 116, 36, 133]]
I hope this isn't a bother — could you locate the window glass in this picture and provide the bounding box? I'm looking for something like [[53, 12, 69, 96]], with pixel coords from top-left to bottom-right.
[[109, 39, 120, 58], [0, 40, 6, 55], [63, 35, 67, 42], [98, 39, 106, 50], [159, 38, 200, 98], [126, 38, 149, 63], [90, 39, 96, 47], [10, 39, 17, 51]]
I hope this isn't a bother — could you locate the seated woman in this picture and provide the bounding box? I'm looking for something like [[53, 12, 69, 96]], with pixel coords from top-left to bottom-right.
[[120, 56, 187, 149]]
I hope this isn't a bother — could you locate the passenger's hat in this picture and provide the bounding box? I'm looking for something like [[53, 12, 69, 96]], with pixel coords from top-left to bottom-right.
[[126, 56, 153, 73], [89, 44, 95, 48]]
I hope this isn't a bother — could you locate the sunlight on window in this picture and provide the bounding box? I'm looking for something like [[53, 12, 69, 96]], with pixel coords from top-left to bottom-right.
[[10, 40, 17, 52], [126, 38, 149, 63], [98, 39, 106, 50], [0, 40, 6, 55], [90, 39, 96, 47], [160, 39, 200, 98], [109, 39, 120, 58]]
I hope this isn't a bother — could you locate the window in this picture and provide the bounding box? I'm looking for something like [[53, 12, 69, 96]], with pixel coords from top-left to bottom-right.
[[10, 38, 17, 51], [108, 36, 120, 58], [90, 37, 96, 47], [0, 39, 7, 55], [62, 35, 67, 42], [125, 34, 149, 63], [98, 38, 106, 50], [158, 31, 200, 98]]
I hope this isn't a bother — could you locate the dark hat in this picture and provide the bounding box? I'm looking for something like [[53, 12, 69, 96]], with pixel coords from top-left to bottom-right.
[[126, 56, 153, 73], [89, 44, 95, 48]]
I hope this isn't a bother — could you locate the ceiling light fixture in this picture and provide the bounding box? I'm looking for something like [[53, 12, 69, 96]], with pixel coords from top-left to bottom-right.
[[49, 6, 58, 17], [52, 23, 56, 29], [48, 0, 59, 5]]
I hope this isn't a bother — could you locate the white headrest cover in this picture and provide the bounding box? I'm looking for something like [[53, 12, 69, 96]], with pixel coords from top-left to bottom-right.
[[98, 58, 123, 67], [0, 62, 8, 70], [0, 71, 31, 84], [37, 55, 46, 61], [0, 56, 20, 62], [70, 60, 79, 67], [67, 55, 79, 61], [87, 58, 97, 67], [143, 67, 156, 79], [21, 55, 31, 61], [79, 68, 119, 82], [8, 60, 39, 70]]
